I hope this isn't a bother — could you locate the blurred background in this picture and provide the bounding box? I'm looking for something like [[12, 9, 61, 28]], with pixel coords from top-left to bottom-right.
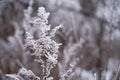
[[0, 0, 120, 80]]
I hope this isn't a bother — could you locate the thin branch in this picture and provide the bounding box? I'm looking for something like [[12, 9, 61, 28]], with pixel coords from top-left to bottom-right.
[[71, 13, 79, 42], [114, 63, 120, 80]]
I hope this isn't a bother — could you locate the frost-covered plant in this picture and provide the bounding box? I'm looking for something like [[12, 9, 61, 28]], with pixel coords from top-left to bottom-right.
[[58, 37, 85, 80], [6, 67, 40, 80], [6, 0, 62, 79], [59, 63, 75, 80], [22, 0, 33, 32], [25, 6, 62, 80]]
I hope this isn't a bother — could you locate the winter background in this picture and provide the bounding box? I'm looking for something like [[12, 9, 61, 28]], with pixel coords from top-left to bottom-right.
[[0, 0, 120, 80]]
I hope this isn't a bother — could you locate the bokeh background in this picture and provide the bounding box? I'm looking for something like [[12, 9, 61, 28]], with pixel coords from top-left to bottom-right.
[[0, 0, 120, 80]]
